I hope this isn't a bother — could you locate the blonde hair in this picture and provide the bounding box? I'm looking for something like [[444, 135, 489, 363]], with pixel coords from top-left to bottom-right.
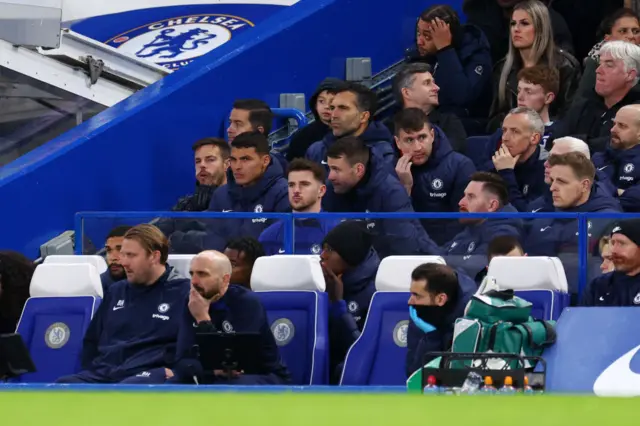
[[498, 0, 556, 110], [124, 224, 169, 264]]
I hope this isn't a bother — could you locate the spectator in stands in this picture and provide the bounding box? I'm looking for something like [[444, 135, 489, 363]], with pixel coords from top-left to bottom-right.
[[577, 8, 640, 100], [556, 41, 640, 153], [160, 139, 230, 252], [488, 0, 580, 132], [482, 66, 559, 153], [526, 153, 621, 256], [101, 226, 132, 293], [173, 250, 290, 384], [227, 99, 287, 170], [581, 219, 640, 306], [599, 236, 615, 274], [390, 63, 467, 152], [56, 225, 190, 384], [260, 159, 339, 255], [526, 137, 618, 212], [306, 82, 395, 172], [197, 132, 288, 251], [287, 78, 347, 161], [322, 136, 441, 258], [463, 0, 574, 64], [486, 107, 548, 212], [405, 4, 493, 120], [320, 221, 379, 382], [393, 108, 475, 245], [474, 235, 525, 284], [406, 263, 476, 377], [0, 251, 35, 334], [224, 237, 265, 290], [593, 105, 640, 212], [443, 172, 523, 278]]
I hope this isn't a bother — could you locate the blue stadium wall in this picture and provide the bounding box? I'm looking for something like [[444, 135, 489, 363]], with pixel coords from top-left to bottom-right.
[[0, 0, 463, 257]]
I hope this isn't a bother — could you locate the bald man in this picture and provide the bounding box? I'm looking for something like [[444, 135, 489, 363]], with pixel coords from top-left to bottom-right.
[[172, 251, 290, 385], [592, 105, 640, 212]]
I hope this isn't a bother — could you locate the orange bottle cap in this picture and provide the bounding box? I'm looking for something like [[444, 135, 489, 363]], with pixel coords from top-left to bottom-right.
[[504, 376, 513, 386]]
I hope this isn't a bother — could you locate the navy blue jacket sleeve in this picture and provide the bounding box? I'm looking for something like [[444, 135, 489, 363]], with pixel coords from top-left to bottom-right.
[[497, 168, 528, 212], [305, 141, 323, 163], [405, 321, 447, 378], [619, 184, 640, 212], [435, 46, 492, 109], [579, 277, 598, 307], [173, 306, 204, 383], [328, 300, 361, 360], [81, 292, 108, 369]]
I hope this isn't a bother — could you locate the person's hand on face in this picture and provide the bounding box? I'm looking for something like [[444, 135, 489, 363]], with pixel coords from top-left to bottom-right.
[[321, 263, 344, 303], [430, 18, 453, 51], [492, 145, 520, 171], [188, 287, 213, 323]]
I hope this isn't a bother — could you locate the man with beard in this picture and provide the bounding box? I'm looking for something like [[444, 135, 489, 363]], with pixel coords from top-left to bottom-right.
[[56, 224, 190, 384], [259, 159, 339, 255], [172, 250, 291, 385], [100, 225, 132, 293], [581, 219, 640, 306], [305, 82, 396, 172], [406, 262, 476, 377]]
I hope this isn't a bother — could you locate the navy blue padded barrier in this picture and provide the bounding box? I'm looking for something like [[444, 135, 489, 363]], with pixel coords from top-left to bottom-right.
[[256, 291, 329, 385], [14, 296, 101, 383], [0, 0, 464, 257], [340, 292, 409, 386]]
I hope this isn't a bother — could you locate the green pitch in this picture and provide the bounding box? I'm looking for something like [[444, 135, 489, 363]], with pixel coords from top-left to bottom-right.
[[1, 392, 637, 426]]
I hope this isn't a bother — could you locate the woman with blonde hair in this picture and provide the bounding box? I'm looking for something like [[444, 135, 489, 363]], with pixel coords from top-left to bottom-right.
[[487, 0, 580, 132]]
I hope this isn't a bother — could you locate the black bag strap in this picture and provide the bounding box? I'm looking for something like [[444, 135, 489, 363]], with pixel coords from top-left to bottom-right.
[[484, 289, 515, 301], [519, 320, 556, 349]]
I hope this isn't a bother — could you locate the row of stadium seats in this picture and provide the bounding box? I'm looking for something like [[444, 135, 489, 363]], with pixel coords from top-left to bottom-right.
[[15, 254, 569, 385]]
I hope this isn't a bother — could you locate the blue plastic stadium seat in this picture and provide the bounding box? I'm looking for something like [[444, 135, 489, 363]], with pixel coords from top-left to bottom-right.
[[14, 262, 103, 383], [256, 291, 328, 385], [251, 255, 330, 385], [340, 256, 446, 386], [515, 290, 564, 321]]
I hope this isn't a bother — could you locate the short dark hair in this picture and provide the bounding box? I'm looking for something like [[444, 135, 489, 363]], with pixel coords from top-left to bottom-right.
[[107, 226, 133, 240], [411, 263, 459, 307], [598, 7, 640, 40], [124, 224, 169, 265], [230, 131, 270, 156], [419, 5, 462, 45], [393, 107, 432, 136], [517, 65, 560, 96], [548, 152, 596, 181], [287, 158, 326, 183], [232, 99, 274, 134], [326, 136, 370, 166], [225, 237, 265, 266], [470, 172, 509, 207], [335, 82, 378, 117], [392, 63, 433, 106], [192, 137, 230, 159], [487, 235, 523, 262]]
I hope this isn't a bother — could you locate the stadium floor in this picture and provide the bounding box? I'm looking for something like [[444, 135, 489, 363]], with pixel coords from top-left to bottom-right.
[[1, 385, 638, 425]]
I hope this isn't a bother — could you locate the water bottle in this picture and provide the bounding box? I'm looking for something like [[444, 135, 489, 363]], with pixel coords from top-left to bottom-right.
[[498, 376, 517, 394], [423, 375, 440, 394], [460, 371, 483, 394], [523, 376, 534, 394], [479, 376, 496, 394]]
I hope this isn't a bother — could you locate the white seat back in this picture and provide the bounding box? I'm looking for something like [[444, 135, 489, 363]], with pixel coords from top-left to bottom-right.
[[251, 255, 325, 291], [487, 256, 568, 293], [44, 255, 108, 274], [375, 256, 446, 292], [167, 254, 195, 279], [30, 264, 103, 298]]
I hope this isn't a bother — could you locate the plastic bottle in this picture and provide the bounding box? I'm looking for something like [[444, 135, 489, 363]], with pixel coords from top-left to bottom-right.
[[460, 371, 483, 395], [523, 376, 534, 394], [479, 376, 496, 394], [498, 376, 517, 394], [423, 375, 440, 394]]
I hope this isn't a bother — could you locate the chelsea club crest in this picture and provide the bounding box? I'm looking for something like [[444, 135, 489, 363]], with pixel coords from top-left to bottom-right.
[[105, 15, 254, 70]]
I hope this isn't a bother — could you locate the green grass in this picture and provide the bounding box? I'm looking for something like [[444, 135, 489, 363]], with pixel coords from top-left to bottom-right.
[[2, 392, 637, 426]]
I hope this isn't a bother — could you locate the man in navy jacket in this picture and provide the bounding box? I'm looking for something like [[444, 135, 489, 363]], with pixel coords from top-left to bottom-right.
[[172, 251, 290, 385], [394, 108, 475, 245], [56, 225, 190, 384], [581, 219, 640, 306], [319, 221, 380, 382], [442, 171, 523, 278], [100, 225, 132, 294], [306, 82, 396, 172], [406, 262, 476, 378], [593, 105, 640, 212], [172, 132, 289, 252], [259, 159, 339, 255], [322, 136, 441, 258], [526, 152, 622, 257]]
